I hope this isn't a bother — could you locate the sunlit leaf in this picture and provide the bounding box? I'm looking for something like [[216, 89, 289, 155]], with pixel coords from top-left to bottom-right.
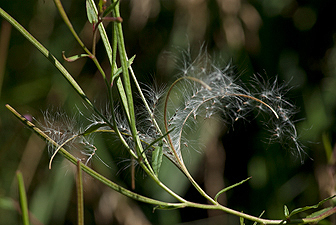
[[284, 205, 289, 218], [86, 0, 98, 23]]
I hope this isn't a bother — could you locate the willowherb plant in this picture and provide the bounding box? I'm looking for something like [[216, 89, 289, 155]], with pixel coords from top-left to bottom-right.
[[2, 0, 336, 224]]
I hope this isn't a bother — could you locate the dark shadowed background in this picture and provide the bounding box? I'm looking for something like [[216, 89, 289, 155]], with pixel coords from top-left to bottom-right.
[[1, 0, 336, 224]]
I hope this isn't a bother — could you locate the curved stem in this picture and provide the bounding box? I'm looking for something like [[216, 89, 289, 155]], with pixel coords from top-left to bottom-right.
[[7, 103, 336, 224], [6, 104, 183, 207], [49, 134, 78, 169], [231, 93, 279, 119], [163, 76, 212, 169]]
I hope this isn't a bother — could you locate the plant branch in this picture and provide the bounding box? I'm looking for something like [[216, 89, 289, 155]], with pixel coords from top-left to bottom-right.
[[5, 104, 184, 208]]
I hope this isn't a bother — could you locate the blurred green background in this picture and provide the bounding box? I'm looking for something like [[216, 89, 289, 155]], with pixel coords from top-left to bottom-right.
[[1, 0, 336, 224]]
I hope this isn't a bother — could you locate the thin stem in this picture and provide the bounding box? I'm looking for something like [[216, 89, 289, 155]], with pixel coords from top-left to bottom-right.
[[162, 76, 219, 204], [162, 76, 282, 206], [53, 0, 90, 55], [53, 0, 138, 162], [129, 67, 163, 136], [6, 104, 183, 207], [111, 21, 118, 85], [111, 1, 154, 174], [16, 171, 30, 225], [53, 0, 110, 95], [163, 76, 212, 169], [231, 93, 279, 119], [76, 160, 84, 225], [7, 104, 335, 224], [49, 134, 78, 169]]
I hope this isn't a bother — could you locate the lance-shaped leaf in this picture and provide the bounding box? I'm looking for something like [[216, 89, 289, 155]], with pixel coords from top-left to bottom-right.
[[153, 204, 186, 211], [284, 205, 290, 218], [82, 122, 108, 136], [287, 195, 336, 218], [305, 207, 333, 219], [111, 55, 136, 85], [240, 215, 245, 225], [86, 0, 98, 24], [62, 51, 91, 62], [253, 210, 265, 225], [214, 177, 251, 202], [152, 140, 163, 177]]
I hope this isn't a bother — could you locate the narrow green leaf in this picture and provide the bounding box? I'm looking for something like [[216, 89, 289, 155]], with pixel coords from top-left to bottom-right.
[[253, 210, 265, 225], [111, 55, 136, 84], [305, 207, 333, 219], [240, 216, 245, 225], [0, 8, 96, 111], [152, 140, 163, 176], [214, 177, 251, 202], [16, 171, 30, 225], [284, 205, 289, 218], [116, 77, 130, 121], [102, 0, 119, 17], [153, 204, 185, 211], [141, 128, 175, 156], [288, 195, 336, 217], [86, 0, 98, 23], [62, 51, 90, 62], [82, 122, 107, 136]]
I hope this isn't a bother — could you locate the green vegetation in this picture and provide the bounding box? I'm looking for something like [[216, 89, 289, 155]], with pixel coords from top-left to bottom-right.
[[1, 0, 336, 224]]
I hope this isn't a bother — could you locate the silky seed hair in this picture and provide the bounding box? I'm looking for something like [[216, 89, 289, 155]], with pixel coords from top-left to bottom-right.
[[40, 108, 110, 166], [159, 49, 305, 163], [40, 48, 305, 168]]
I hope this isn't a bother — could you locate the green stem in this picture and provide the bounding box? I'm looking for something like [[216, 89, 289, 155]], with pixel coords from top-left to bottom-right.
[[7, 104, 335, 224], [16, 171, 30, 225], [76, 161, 84, 225], [111, 1, 154, 174], [53, 0, 112, 109], [163, 76, 211, 169], [6, 104, 183, 207], [0, 7, 112, 127], [113, 3, 138, 149]]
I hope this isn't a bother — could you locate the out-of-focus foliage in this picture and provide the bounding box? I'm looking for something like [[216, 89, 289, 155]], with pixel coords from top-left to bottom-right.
[[1, 0, 336, 224]]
